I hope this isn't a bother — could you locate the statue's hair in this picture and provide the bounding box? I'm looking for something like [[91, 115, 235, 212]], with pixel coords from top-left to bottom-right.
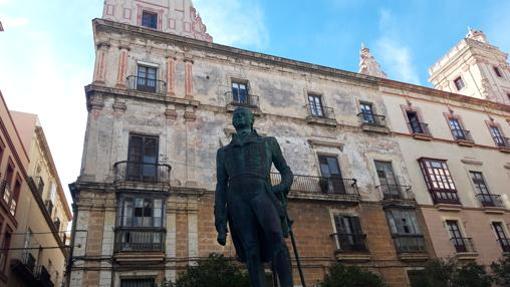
[[233, 107, 255, 129]]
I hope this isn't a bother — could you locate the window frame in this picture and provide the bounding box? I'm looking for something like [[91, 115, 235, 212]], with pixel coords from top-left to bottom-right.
[[333, 214, 366, 252], [492, 222, 510, 252], [318, 154, 346, 194], [359, 101, 376, 124], [141, 10, 158, 29], [127, 133, 159, 181], [231, 80, 249, 105], [493, 66, 503, 78], [418, 158, 459, 204], [308, 93, 325, 118], [136, 65, 158, 93], [453, 76, 465, 91], [487, 123, 507, 147], [118, 195, 165, 228]]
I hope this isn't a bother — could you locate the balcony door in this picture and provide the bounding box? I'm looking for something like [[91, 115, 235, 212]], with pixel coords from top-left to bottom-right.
[[407, 111, 423, 134], [375, 161, 399, 199], [448, 118, 465, 140], [308, 94, 324, 117], [318, 155, 345, 194], [127, 134, 159, 181], [137, 65, 157, 93], [446, 220, 466, 252], [493, 222, 510, 252], [360, 102, 375, 124], [232, 82, 248, 105], [469, 171, 493, 206]]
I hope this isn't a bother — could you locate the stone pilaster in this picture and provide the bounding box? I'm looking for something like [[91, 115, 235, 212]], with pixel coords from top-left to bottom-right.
[[184, 58, 194, 98], [166, 56, 177, 96], [94, 42, 110, 84], [115, 46, 130, 88]]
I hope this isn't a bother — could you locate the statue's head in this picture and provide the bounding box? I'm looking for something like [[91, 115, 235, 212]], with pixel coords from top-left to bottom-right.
[[232, 107, 254, 131]]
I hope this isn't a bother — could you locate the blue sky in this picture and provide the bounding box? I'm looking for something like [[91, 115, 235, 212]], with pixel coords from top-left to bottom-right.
[[0, 0, 509, 201]]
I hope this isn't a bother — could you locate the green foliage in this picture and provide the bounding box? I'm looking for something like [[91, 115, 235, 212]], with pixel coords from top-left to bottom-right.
[[320, 263, 386, 287], [409, 259, 491, 287], [174, 253, 250, 287], [491, 255, 510, 286]]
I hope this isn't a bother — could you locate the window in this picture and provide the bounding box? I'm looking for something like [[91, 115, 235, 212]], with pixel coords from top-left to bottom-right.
[[454, 77, 465, 91], [448, 118, 466, 140], [136, 65, 157, 93], [375, 161, 400, 199], [360, 102, 376, 124], [10, 179, 20, 215], [494, 66, 503, 78], [446, 220, 469, 253], [308, 94, 325, 117], [121, 278, 156, 287], [231, 81, 248, 105], [492, 222, 510, 252], [318, 155, 345, 194], [333, 215, 366, 251], [489, 125, 507, 147], [406, 111, 425, 134], [117, 196, 165, 251], [386, 209, 425, 252], [0, 229, 11, 272], [141, 11, 158, 29], [469, 171, 496, 207], [418, 158, 459, 204], [127, 134, 159, 181]]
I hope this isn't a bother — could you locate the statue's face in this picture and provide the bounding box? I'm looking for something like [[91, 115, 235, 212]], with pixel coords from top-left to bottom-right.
[[232, 108, 253, 130]]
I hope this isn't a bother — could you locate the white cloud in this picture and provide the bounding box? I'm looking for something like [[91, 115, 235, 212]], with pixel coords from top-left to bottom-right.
[[1, 16, 29, 28], [193, 0, 269, 49]]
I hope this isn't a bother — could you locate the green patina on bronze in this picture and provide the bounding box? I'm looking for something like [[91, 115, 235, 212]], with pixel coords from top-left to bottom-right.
[[214, 107, 294, 287]]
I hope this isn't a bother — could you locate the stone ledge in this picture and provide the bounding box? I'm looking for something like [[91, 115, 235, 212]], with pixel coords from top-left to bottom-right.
[[334, 252, 371, 263], [456, 139, 475, 147], [306, 116, 337, 127], [412, 133, 433, 141], [398, 252, 429, 262], [482, 206, 507, 214], [361, 124, 390, 135], [455, 252, 478, 261], [499, 147, 510, 154], [289, 191, 360, 203], [226, 104, 262, 116], [434, 203, 462, 212], [114, 252, 165, 264]]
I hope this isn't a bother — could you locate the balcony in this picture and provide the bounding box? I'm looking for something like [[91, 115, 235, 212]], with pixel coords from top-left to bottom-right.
[[496, 137, 510, 153], [357, 112, 389, 134], [452, 129, 475, 146], [450, 237, 478, 260], [127, 75, 166, 94], [430, 190, 460, 206], [35, 265, 54, 287], [497, 238, 510, 253], [305, 104, 337, 126], [408, 121, 432, 140], [224, 91, 260, 112], [113, 161, 171, 192], [270, 173, 360, 203], [114, 228, 166, 263], [377, 184, 415, 207], [28, 176, 45, 195], [476, 194, 505, 213], [394, 234, 428, 262], [330, 233, 370, 262]]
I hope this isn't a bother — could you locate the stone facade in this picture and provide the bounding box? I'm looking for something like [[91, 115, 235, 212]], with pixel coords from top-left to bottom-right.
[[69, 2, 510, 287]]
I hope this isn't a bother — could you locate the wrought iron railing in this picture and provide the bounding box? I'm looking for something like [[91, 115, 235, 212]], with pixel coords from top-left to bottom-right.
[[407, 121, 431, 136], [44, 200, 54, 216], [21, 251, 36, 273], [127, 75, 167, 94], [497, 238, 510, 253], [225, 91, 260, 108], [495, 137, 510, 148], [452, 129, 474, 142], [377, 184, 414, 201], [35, 265, 54, 287], [115, 229, 166, 252], [306, 104, 336, 121], [270, 173, 359, 198], [330, 233, 368, 252], [476, 193, 504, 208], [430, 190, 460, 205], [1, 180, 11, 204], [357, 112, 387, 127], [114, 161, 172, 185], [393, 234, 426, 253], [450, 237, 476, 253]]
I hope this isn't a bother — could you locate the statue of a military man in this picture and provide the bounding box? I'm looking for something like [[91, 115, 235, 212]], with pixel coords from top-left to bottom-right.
[[214, 107, 294, 287]]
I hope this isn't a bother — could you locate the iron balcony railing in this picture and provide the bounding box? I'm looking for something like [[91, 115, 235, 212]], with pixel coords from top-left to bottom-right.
[[115, 228, 166, 252], [430, 190, 460, 205], [35, 265, 54, 287], [306, 104, 336, 121], [495, 137, 510, 148], [376, 184, 414, 201], [1, 180, 11, 204], [44, 200, 54, 216], [270, 173, 359, 199], [114, 161, 172, 185], [476, 193, 504, 208], [393, 234, 426, 253], [225, 91, 260, 108], [407, 121, 431, 136], [357, 112, 387, 127], [450, 237, 476, 253], [127, 75, 167, 94], [497, 238, 510, 253], [330, 233, 368, 252], [451, 129, 474, 142], [20, 252, 36, 273], [28, 176, 45, 195]]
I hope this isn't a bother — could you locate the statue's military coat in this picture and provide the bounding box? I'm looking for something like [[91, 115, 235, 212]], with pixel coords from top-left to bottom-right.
[[214, 130, 293, 263]]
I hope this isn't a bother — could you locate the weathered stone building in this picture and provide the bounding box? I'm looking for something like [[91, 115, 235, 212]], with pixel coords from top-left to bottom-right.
[[68, 1, 510, 287]]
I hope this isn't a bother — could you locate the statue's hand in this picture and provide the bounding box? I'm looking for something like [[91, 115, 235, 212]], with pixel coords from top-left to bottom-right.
[[217, 231, 227, 246]]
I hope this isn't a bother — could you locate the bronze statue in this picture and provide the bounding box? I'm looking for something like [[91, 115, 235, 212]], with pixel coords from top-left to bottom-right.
[[214, 107, 294, 287]]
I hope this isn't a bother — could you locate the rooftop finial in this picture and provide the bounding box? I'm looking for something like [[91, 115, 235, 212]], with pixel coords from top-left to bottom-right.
[[358, 44, 387, 78]]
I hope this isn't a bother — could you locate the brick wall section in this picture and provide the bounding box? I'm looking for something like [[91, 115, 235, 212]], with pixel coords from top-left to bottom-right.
[[84, 209, 105, 286]]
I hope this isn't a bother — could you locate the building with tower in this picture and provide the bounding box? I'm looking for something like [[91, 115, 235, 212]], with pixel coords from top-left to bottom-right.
[[68, 1, 510, 286]]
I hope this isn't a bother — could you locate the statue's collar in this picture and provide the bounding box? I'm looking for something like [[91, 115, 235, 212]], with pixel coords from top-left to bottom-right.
[[231, 129, 260, 146]]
